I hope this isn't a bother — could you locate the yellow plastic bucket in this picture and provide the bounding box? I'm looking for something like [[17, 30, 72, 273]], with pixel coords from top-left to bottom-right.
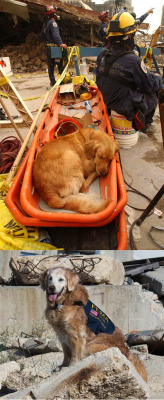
[[111, 110, 135, 135], [111, 111, 139, 149]]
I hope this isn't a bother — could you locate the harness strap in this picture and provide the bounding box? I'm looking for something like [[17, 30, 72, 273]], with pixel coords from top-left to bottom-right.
[[73, 301, 84, 306], [104, 50, 133, 77]]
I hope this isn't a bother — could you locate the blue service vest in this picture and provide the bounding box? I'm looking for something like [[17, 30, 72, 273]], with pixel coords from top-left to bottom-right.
[[83, 300, 115, 335]]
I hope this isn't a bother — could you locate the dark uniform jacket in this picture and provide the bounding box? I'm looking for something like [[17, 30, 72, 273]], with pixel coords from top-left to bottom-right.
[[96, 48, 163, 121], [98, 22, 108, 46], [41, 19, 63, 46], [135, 12, 149, 25]]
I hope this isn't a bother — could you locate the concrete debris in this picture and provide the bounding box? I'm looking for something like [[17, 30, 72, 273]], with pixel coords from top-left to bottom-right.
[[22, 338, 61, 355], [0, 36, 47, 74], [131, 344, 149, 353], [9, 254, 125, 285], [126, 328, 164, 354], [3, 352, 63, 393], [0, 361, 20, 390], [136, 266, 164, 296], [139, 353, 164, 399], [2, 348, 150, 400], [124, 260, 161, 277]]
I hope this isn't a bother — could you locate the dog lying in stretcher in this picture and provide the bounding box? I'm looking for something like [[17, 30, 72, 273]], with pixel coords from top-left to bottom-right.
[[32, 127, 119, 214], [40, 267, 147, 382]]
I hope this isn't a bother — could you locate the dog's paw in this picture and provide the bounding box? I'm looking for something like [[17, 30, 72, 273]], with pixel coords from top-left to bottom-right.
[[53, 365, 62, 373], [53, 364, 69, 373], [80, 181, 89, 193]]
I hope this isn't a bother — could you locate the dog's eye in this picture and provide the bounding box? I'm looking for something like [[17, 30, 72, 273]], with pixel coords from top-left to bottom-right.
[[99, 155, 104, 159], [49, 276, 52, 281], [59, 278, 64, 282]]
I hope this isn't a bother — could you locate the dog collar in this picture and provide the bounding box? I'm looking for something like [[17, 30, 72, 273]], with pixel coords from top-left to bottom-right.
[[56, 304, 63, 309]]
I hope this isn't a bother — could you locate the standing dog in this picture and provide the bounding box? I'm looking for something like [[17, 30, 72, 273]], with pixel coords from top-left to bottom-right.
[[33, 128, 119, 214], [40, 267, 147, 382]]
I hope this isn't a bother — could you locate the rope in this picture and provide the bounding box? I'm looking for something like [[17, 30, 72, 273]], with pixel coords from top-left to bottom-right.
[[0, 136, 21, 173]]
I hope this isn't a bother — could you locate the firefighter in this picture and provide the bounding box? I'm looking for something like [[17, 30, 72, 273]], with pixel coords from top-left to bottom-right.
[[98, 11, 109, 47], [41, 5, 67, 87], [96, 11, 163, 134], [131, 8, 154, 25]]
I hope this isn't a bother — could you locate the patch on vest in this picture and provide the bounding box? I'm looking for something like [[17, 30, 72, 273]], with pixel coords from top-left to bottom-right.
[[53, 22, 57, 28], [84, 300, 115, 335], [141, 60, 147, 73]]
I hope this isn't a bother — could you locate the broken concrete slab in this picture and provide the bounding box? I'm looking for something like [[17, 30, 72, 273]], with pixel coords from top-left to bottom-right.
[[27, 348, 151, 400], [126, 328, 164, 354], [22, 338, 61, 355], [136, 267, 164, 296], [131, 344, 149, 353], [0, 361, 20, 390], [136, 353, 164, 400], [2, 348, 150, 400], [9, 254, 125, 285], [4, 352, 63, 393]]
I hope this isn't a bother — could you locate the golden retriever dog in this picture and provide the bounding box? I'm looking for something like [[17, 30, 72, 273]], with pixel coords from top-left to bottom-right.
[[40, 267, 147, 382], [33, 128, 119, 214]]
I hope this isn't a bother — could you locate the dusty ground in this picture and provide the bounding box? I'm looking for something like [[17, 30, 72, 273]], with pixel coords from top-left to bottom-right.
[[120, 107, 164, 250], [0, 65, 163, 250]]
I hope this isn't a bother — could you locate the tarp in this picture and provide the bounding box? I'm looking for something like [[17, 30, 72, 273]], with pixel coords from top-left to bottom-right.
[[0, 0, 29, 21], [0, 174, 59, 250]]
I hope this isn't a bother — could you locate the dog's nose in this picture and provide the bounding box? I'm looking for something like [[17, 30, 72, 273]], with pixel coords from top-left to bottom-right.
[[49, 284, 55, 292], [100, 170, 107, 176]]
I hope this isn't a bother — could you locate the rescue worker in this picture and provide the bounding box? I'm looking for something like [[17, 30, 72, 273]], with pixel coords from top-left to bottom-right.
[[98, 11, 109, 47], [96, 11, 163, 134], [41, 5, 67, 87], [131, 8, 154, 25]]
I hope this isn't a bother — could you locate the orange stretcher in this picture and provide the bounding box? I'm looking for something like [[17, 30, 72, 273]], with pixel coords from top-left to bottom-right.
[[5, 86, 128, 248]]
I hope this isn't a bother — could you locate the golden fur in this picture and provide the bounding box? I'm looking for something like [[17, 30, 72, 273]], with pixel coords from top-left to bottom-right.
[[40, 267, 147, 381], [33, 128, 119, 214]]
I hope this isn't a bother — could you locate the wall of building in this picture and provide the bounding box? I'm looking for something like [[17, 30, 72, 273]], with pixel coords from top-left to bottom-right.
[[160, 5, 164, 41]]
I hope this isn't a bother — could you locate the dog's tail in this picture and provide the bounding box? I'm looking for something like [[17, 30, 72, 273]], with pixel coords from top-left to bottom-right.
[[47, 192, 109, 214], [127, 352, 147, 382]]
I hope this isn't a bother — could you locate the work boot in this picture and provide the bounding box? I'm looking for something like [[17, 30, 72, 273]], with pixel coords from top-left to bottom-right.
[[0, 108, 8, 120], [141, 123, 155, 134], [50, 80, 56, 87]]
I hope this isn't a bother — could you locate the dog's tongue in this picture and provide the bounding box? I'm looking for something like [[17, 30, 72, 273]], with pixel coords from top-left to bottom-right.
[[49, 294, 58, 302]]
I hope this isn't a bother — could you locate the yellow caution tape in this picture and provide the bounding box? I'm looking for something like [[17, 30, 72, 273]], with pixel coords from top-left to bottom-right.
[[14, 72, 48, 79], [0, 174, 61, 250], [0, 92, 8, 97], [0, 76, 10, 85], [49, 46, 80, 93], [23, 95, 45, 101]]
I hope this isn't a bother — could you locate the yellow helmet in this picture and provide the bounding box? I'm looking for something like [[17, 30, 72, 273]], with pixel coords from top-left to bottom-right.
[[106, 11, 136, 38]]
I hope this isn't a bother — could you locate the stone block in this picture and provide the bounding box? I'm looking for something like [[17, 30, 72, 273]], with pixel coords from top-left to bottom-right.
[[137, 267, 164, 296], [0, 361, 20, 390]]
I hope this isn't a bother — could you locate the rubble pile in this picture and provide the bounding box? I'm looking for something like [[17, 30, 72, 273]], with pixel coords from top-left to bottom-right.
[[0, 255, 164, 398], [0, 33, 47, 74], [0, 32, 98, 74]]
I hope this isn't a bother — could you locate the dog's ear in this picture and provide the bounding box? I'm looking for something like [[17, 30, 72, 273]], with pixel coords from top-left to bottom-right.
[[85, 140, 100, 159], [39, 270, 48, 291], [66, 269, 79, 292], [114, 140, 120, 154]]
